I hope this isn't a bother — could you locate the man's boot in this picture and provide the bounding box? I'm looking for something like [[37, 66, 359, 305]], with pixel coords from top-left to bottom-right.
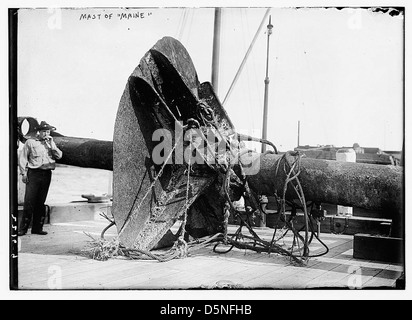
[[31, 230, 48, 235], [18, 216, 31, 236], [31, 210, 48, 235]]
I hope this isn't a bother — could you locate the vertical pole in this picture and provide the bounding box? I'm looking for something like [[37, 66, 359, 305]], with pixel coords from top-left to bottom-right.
[[261, 16, 273, 153], [211, 7, 222, 95], [297, 120, 300, 147]]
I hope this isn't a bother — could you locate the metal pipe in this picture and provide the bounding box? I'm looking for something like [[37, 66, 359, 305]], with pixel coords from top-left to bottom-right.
[[17, 117, 113, 170], [244, 153, 403, 220], [52, 136, 113, 170]]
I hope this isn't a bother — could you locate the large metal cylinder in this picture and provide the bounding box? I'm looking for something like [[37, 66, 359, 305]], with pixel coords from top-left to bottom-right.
[[51, 136, 113, 170], [244, 152, 403, 224]]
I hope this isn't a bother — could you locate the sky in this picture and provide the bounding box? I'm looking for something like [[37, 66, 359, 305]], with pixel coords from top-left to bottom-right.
[[15, 5, 404, 152]]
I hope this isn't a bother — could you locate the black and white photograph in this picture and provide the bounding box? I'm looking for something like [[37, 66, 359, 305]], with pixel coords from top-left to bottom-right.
[[5, 0, 410, 301]]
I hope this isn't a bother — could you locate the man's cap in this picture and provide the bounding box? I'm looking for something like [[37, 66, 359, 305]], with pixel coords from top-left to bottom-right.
[[35, 121, 56, 131]]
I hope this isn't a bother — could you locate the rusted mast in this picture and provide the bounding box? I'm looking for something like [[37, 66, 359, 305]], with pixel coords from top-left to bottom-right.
[[244, 153, 403, 216], [18, 117, 402, 234], [242, 152, 403, 237]]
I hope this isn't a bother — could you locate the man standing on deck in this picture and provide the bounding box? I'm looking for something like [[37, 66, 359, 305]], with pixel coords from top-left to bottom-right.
[[18, 121, 63, 236]]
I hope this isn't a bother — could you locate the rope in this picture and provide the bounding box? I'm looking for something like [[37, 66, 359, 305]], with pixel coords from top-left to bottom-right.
[[273, 151, 310, 260], [172, 129, 195, 259], [89, 124, 196, 262], [100, 221, 115, 239], [222, 201, 231, 244], [213, 151, 313, 265], [198, 115, 307, 263], [82, 231, 225, 262]]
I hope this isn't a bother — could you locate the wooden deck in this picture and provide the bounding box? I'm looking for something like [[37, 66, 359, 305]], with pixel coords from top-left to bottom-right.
[[15, 218, 404, 290]]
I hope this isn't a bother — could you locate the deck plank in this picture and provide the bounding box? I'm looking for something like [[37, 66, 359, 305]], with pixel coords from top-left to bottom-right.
[[15, 220, 403, 290]]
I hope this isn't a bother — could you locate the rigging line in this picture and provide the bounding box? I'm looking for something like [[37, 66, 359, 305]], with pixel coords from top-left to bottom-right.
[[177, 9, 188, 41], [222, 7, 272, 106], [175, 10, 183, 40], [118, 129, 185, 236], [186, 8, 195, 43], [247, 11, 260, 135], [240, 8, 255, 132], [181, 9, 189, 40], [177, 134, 193, 247], [175, 10, 184, 40]]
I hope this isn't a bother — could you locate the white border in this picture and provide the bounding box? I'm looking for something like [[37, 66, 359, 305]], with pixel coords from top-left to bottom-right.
[[1, 0, 410, 301]]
